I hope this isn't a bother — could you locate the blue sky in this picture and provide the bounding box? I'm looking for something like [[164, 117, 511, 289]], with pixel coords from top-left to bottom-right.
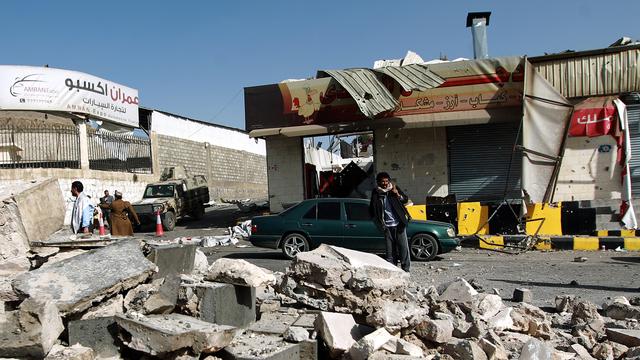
[[2, 1, 638, 130]]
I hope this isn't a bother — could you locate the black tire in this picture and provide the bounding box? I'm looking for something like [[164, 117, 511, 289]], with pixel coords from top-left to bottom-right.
[[410, 233, 439, 261], [191, 204, 205, 220], [281, 233, 310, 260], [162, 211, 176, 231]]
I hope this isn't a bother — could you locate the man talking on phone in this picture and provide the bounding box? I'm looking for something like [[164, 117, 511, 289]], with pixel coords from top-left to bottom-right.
[[369, 172, 411, 272]]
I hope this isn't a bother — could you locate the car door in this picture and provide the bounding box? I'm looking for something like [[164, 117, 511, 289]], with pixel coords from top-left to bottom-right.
[[342, 201, 385, 251], [299, 201, 344, 246]]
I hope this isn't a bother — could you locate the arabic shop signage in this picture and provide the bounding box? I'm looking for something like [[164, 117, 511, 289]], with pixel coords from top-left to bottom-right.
[[0, 65, 139, 127]]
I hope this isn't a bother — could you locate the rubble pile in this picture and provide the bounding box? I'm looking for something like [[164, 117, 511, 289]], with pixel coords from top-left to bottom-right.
[[4, 240, 640, 359]]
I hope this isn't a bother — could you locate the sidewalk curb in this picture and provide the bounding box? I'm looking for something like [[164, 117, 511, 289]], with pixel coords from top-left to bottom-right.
[[469, 235, 640, 251]]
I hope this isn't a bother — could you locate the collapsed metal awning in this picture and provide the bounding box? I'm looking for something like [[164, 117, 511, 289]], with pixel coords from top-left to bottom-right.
[[373, 64, 445, 91], [317, 69, 398, 118], [249, 124, 329, 138]]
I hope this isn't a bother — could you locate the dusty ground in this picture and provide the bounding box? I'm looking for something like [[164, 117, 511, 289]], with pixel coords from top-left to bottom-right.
[[140, 206, 640, 309]]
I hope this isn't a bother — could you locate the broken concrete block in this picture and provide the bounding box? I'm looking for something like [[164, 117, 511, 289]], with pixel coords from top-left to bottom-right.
[[349, 327, 394, 360], [0, 275, 20, 301], [283, 326, 309, 342], [292, 312, 318, 330], [328, 246, 410, 291], [249, 311, 300, 335], [518, 339, 552, 360], [439, 278, 479, 303], [477, 293, 504, 320], [443, 339, 488, 360], [571, 301, 603, 326], [115, 313, 236, 356], [68, 317, 122, 359], [592, 341, 626, 360], [0, 298, 64, 358], [555, 295, 577, 313], [41, 249, 87, 268], [206, 258, 275, 287], [570, 343, 596, 360], [12, 240, 156, 315], [193, 248, 209, 274], [184, 281, 256, 327], [510, 303, 553, 339], [365, 299, 429, 332], [479, 338, 508, 360], [124, 279, 174, 314], [147, 243, 197, 278], [315, 311, 373, 356], [513, 288, 533, 303], [44, 344, 95, 360], [0, 256, 30, 277], [80, 294, 123, 320], [384, 337, 424, 357], [605, 328, 640, 347], [218, 331, 300, 360], [415, 318, 454, 343], [369, 352, 424, 360], [603, 300, 640, 320]]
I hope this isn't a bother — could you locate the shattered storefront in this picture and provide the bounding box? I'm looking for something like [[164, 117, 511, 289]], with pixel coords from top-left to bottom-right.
[[245, 56, 573, 214]]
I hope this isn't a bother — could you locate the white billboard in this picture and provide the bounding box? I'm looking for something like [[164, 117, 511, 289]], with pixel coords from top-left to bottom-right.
[[0, 65, 139, 127]]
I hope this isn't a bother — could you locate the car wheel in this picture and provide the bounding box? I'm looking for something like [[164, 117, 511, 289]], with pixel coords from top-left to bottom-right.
[[162, 211, 176, 231], [410, 234, 439, 261], [281, 233, 309, 260]]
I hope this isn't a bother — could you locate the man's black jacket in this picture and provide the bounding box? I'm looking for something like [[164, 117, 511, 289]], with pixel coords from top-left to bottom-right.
[[369, 186, 411, 231]]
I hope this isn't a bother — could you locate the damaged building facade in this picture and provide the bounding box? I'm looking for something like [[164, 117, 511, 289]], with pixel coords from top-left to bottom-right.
[[0, 65, 268, 224], [245, 43, 640, 236]]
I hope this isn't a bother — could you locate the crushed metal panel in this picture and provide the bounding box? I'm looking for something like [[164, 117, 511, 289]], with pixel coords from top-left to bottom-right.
[[373, 64, 445, 92], [318, 69, 397, 118], [531, 47, 640, 98]]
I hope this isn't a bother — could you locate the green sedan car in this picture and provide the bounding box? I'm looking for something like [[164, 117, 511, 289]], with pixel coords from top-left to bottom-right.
[[250, 198, 460, 260]]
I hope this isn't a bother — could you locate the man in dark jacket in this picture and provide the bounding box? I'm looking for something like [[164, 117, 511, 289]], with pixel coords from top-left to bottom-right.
[[369, 172, 411, 272]]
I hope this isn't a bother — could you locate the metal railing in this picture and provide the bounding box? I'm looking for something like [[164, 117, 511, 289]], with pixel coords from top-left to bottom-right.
[[87, 129, 152, 173], [0, 125, 80, 169]]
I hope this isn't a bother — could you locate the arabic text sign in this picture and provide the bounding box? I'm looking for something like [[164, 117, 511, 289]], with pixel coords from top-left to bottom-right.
[[569, 96, 617, 137], [0, 65, 139, 127]]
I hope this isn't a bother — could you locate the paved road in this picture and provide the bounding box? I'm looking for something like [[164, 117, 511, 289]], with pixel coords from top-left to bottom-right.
[[139, 206, 640, 308]]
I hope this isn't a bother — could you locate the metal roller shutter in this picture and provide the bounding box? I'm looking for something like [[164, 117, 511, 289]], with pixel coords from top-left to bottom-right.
[[447, 121, 522, 202], [627, 104, 640, 197]]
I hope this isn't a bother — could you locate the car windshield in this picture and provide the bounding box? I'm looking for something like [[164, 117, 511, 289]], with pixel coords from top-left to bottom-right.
[[144, 185, 174, 198]]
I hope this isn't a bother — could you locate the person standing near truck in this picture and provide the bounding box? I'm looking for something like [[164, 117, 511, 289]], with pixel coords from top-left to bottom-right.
[[100, 190, 140, 236]]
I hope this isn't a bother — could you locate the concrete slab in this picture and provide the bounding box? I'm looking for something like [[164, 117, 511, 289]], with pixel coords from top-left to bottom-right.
[[348, 327, 394, 360], [68, 317, 122, 358], [606, 328, 640, 347], [115, 313, 236, 356], [147, 243, 196, 279], [189, 281, 256, 327], [218, 332, 300, 360], [44, 344, 95, 360], [12, 178, 64, 244], [249, 311, 299, 335], [292, 312, 318, 329], [12, 240, 156, 315]]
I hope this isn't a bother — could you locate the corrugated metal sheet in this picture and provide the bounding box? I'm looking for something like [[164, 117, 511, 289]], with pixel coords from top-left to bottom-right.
[[627, 105, 640, 197], [373, 64, 445, 92], [447, 121, 522, 201], [319, 69, 398, 118], [532, 47, 640, 98]]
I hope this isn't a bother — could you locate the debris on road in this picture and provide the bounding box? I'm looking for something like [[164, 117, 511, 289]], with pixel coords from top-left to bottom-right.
[[5, 235, 640, 359]]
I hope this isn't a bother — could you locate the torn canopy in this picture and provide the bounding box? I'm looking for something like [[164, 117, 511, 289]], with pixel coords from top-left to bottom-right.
[[521, 60, 573, 203]]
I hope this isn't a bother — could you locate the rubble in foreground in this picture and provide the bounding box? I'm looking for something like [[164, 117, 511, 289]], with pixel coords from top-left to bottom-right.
[[3, 241, 640, 359]]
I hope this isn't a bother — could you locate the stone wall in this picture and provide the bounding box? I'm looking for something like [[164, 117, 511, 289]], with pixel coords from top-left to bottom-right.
[[156, 134, 267, 200], [265, 136, 304, 213], [374, 127, 449, 204]]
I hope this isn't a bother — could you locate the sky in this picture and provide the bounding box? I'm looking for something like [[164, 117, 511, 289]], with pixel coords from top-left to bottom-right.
[[1, 1, 639, 130]]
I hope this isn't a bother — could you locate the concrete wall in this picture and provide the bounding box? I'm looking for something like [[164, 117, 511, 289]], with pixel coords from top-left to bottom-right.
[[266, 136, 304, 212], [554, 136, 622, 202], [374, 127, 449, 204], [156, 134, 268, 200], [0, 169, 156, 225]]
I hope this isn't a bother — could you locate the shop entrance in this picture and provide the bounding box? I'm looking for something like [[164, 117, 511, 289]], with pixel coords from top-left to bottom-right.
[[302, 131, 375, 199]]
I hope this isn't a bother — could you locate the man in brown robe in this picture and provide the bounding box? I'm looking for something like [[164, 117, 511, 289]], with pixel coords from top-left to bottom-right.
[[101, 190, 140, 236]]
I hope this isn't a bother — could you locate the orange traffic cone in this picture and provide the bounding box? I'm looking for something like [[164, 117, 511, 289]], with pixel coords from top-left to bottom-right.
[[155, 210, 164, 237], [98, 210, 106, 236]]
